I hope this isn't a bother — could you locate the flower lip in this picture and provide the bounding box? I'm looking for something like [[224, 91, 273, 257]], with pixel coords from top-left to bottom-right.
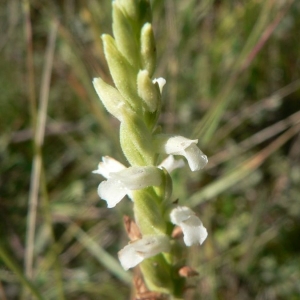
[[170, 206, 208, 246], [158, 155, 185, 173], [118, 235, 170, 270], [98, 179, 129, 208], [92, 156, 126, 178]]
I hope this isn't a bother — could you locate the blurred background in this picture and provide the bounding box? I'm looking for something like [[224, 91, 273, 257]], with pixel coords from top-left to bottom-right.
[[0, 0, 300, 299]]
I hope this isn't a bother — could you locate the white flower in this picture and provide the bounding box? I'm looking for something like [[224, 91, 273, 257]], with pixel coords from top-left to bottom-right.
[[93, 155, 185, 208], [152, 77, 166, 94], [154, 135, 208, 171], [118, 235, 170, 270], [158, 155, 185, 173], [92, 156, 126, 178], [93, 157, 163, 208], [170, 206, 208, 246]]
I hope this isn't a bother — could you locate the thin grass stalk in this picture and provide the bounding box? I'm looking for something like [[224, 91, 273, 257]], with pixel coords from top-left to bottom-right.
[[40, 168, 65, 300], [68, 222, 132, 284], [197, 221, 280, 276], [24, 19, 58, 298], [22, 0, 37, 128], [209, 110, 300, 168], [215, 79, 300, 141], [189, 122, 300, 206], [192, 0, 290, 145]]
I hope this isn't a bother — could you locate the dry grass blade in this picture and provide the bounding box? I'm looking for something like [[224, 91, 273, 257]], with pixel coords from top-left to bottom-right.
[[22, 0, 37, 127], [68, 222, 132, 284], [216, 79, 300, 141], [209, 110, 300, 168], [189, 122, 300, 207], [192, 0, 293, 145], [24, 19, 58, 282]]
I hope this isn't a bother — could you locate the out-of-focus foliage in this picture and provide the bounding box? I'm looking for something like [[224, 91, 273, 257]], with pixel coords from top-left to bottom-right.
[[0, 0, 300, 299]]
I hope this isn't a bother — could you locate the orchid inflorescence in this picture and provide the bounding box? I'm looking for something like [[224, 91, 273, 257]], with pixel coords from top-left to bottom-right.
[[92, 0, 208, 297]]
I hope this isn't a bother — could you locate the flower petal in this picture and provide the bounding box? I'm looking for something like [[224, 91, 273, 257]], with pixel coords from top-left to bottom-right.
[[118, 243, 144, 270], [170, 206, 207, 246], [152, 77, 166, 94], [181, 216, 208, 246], [111, 166, 162, 190], [158, 155, 185, 173], [118, 235, 170, 270], [184, 144, 208, 171], [92, 156, 126, 178], [170, 206, 194, 224], [163, 136, 197, 155], [98, 179, 128, 208]]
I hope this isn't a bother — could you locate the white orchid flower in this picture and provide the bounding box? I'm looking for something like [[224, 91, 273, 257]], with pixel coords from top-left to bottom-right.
[[93, 155, 186, 207], [93, 157, 163, 208], [154, 135, 208, 171], [118, 235, 170, 270], [170, 206, 208, 246]]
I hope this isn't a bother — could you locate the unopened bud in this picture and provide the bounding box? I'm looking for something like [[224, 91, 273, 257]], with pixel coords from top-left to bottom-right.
[[112, 2, 139, 67], [93, 77, 131, 121], [137, 70, 160, 112], [120, 113, 155, 166], [140, 23, 156, 77], [102, 34, 141, 111]]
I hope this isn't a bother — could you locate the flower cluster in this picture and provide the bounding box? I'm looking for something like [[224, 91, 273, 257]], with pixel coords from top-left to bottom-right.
[[93, 125, 208, 269]]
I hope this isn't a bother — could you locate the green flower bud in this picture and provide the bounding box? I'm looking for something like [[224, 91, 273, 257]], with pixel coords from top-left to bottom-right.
[[132, 187, 166, 234], [93, 77, 132, 121], [120, 112, 155, 166], [117, 0, 152, 25], [140, 23, 156, 77], [116, 0, 139, 21], [137, 69, 160, 112], [112, 2, 139, 68], [102, 34, 141, 112], [140, 254, 173, 294], [160, 167, 173, 203]]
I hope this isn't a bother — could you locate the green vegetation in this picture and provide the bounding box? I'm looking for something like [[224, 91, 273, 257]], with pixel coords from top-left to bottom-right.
[[1, 0, 300, 299]]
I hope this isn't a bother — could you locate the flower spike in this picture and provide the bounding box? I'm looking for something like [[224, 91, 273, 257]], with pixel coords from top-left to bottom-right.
[[91, 0, 210, 294]]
